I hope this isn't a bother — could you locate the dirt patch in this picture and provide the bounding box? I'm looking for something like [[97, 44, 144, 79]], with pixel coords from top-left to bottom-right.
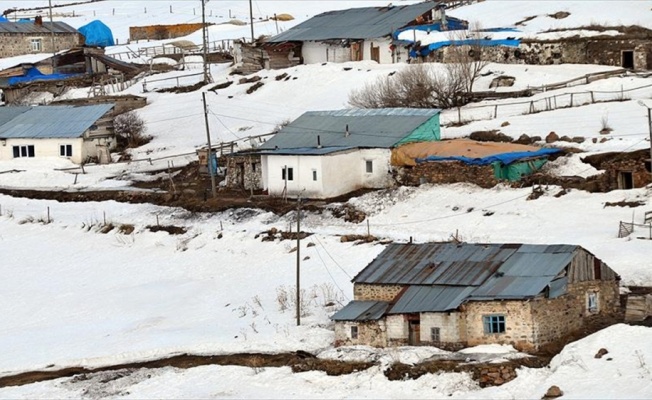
[[548, 11, 570, 19], [604, 200, 646, 208], [146, 225, 187, 235], [155, 81, 206, 94]]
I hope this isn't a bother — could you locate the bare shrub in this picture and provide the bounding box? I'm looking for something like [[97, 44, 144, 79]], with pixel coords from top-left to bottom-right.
[[114, 111, 150, 149], [118, 224, 135, 234], [276, 286, 289, 312], [600, 114, 613, 134]]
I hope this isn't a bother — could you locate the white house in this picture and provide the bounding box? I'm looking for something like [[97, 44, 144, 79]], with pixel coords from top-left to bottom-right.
[[254, 108, 441, 199], [0, 103, 115, 164], [265, 2, 467, 65]]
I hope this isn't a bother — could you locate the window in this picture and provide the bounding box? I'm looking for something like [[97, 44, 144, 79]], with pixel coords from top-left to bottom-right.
[[483, 315, 506, 334], [12, 145, 35, 158], [251, 162, 257, 173], [312, 169, 317, 181], [30, 38, 42, 52], [430, 327, 441, 342], [60, 144, 72, 158], [350, 325, 358, 339], [282, 166, 294, 181], [365, 160, 373, 174], [587, 292, 599, 313]]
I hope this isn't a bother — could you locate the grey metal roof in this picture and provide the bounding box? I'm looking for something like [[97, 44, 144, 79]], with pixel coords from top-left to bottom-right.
[[469, 276, 553, 300], [269, 2, 438, 42], [256, 146, 354, 156], [0, 106, 30, 127], [0, 104, 114, 139], [389, 285, 476, 314], [331, 300, 389, 321], [259, 108, 440, 152], [0, 21, 79, 34]]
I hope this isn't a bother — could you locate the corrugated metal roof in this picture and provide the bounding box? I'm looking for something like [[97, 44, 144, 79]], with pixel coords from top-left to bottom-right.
[[0, 106, 30, 126], [0, 21, 79, 34], [259, 108, 440, 151], [331, 300, 389, 321], [389, 285, 476, 313], [269, 2, 439, 42], [256, 146, 354, 156], [469, 276, 553, 299], [0, 104, 114, 139]]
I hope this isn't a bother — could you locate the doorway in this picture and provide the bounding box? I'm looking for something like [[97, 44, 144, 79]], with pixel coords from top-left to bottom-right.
[[408, 318, 420, 345], [370, 44, 380, 63], [617, 171, 634, 189], [622, 50, 634, 69], [350, 42, 362, 61]]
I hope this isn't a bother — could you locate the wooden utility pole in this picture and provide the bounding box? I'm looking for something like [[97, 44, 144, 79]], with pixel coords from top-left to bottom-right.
[[48, 0, 56, 65], [249, 0, 255, 42], [202, 92, 217, 198], [201, 0, 212, 83], [296, 196, 301, 326]]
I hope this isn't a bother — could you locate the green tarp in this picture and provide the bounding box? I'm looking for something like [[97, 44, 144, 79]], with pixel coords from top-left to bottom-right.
[[493, 159, 548, 181]]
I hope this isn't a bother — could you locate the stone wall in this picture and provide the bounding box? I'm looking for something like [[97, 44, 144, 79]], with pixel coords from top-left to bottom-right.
[[396, 162, 499, 188], [334, 320, 387, 347], [225, 154, 263, 190], [0, 32, 82, 58], [596, 158, 651, 191], [353, 284, 404, 302], [462, 300, 536, 352], [420, 312, 466, 349], [53, 95, 147, 114], [129, 23, 206, 41]]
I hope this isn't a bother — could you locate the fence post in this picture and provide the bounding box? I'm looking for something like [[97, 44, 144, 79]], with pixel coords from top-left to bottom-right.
[[591, 91, 595, 103], [494, 104, 498, 118], [47, 207, 50, 224], [570, 93, 574, 107], [529, 101, 534, 114]]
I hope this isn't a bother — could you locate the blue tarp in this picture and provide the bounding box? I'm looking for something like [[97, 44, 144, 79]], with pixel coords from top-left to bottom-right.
[[480, 27, 520, 33], [412, 38, 520, 57], [0, 16, 8, 22], [393, 20, 468, 39], [416, 148, 561, 166], [78, 20, 114, 47], [8, 67, 79, 85]]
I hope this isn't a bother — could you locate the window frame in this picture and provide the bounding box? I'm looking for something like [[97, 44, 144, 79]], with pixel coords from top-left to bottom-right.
[[312, 169, 317, 181], [587, 292, 599, 313], [282, 166, 294, 181], [350, 325, 359, 339], [430, 327, 441, 342], [30, 38, 42, 52], [59, 144, 73, 158], [13, 145, 35, 158], [365, 160, 373, 174], [482, 315, 506, 334]]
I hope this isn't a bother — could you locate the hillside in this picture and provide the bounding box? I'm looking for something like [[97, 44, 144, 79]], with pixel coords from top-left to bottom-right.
[[0, 1, 651, 399]]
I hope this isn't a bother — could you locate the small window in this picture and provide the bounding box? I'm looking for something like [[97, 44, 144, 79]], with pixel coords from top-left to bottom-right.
[[251, 162, 256, 173], [282, 167, 294, 181], [60, 144, 72, 157], [13, 145, 35, 158], [350, 325, 358, 339], [365, 160, 373, 174], [312, 169, 317, 181], [430, 327, 441, 342], [587, 292, 598, 313], [30, 38, 42, 52], [483, 315, 506, 334]]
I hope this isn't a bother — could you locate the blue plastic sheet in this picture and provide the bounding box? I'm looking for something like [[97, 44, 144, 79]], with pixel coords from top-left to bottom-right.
[[8, 67, 79, 85], [416, 148, 561, 166], [78, 20, 115, 47]]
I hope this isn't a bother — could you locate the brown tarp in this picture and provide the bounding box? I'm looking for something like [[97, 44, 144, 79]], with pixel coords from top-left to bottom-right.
[[391, 139, 544, 167]]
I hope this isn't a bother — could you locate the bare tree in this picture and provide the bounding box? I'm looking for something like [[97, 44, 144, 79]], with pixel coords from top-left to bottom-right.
[[445, 22, 490, 94], [114, 111, 149, 148]]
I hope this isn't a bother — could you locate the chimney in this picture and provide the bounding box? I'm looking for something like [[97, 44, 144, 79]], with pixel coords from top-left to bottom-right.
[[317, 135, 322, 148], [34, 15, 43, 26], [345, 124, 349, 137]]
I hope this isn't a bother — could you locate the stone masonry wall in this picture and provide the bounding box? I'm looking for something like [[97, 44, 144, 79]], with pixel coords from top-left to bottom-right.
[[597, 158, 651, 191], [397, 162, 499, 188], [129, 23, 206, 41], [334, 320, 387, 347], [462, 300, 535, 352], [530, 280, 620, 346], [225, 154, 263, 190], [0, 32, 82, 58], [353, 284, 404, 302]]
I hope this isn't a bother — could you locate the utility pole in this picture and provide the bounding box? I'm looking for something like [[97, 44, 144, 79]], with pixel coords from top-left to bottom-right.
[[48, 0, 56, 67], [296, 196, 301, 326], [201, 0, 212, 83], [249, 0, 255, 42], [637, 101, 652, 178], [202, 92, 217, 198]]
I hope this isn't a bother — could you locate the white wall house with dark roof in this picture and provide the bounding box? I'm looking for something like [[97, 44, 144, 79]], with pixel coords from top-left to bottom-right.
[[255, 108, 441, 199], [0, 104, 115, 164]]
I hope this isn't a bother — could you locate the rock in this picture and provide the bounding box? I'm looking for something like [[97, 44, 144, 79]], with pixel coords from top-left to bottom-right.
[[501, 121, 511, 127], [571, 136, 585, 143], [514, 134, 532, 144], [543, 385, 563, 398], [559, 135, 572, 142], [595, 348, 609, 359], [545, 132, 559, 143], [489, 75, 516, 88], [592, 138, 598, 143]]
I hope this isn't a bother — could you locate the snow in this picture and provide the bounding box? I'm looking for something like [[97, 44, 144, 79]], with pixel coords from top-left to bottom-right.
[[0, 1, 651, 398]]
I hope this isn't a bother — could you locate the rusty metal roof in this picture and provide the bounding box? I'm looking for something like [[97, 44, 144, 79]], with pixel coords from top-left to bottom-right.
[[331, 300, 389, 321]]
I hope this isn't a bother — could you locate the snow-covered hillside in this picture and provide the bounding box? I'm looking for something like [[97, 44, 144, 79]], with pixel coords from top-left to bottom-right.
[[0, 1, 651, 399]]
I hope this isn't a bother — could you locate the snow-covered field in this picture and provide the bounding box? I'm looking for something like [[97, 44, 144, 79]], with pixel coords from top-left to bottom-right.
[[0, 0, 651, 398]]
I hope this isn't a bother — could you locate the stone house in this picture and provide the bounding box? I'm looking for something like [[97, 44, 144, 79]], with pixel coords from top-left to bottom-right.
[[224, 152, 263, 191], [0, 18, 83, 58], [0, 104, 116, 164], [254, 108, 441, 199], [332, 242, 620, 352], [581, 149, 652, 191]]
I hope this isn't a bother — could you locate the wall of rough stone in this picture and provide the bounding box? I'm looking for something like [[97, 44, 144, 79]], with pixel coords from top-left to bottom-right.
[[53, 95, 147, 114], [129, 23, 206, 41], [0, 32, 82, 58], [396, 162, 499, 188], [462, 300, 535, 352], [595, 158, 651, 191], [225, 154, 263, 190], [334, 320, 387, 347], [353, 284, 404, 302]]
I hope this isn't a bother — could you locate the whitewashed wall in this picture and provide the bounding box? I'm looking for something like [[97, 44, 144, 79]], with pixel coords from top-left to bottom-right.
[[301, 38, 408, 65], [420, 312, 463, 343], [386, 314, 408, 341], [0, 137, 84, 164], [261, 148, 392, 199]]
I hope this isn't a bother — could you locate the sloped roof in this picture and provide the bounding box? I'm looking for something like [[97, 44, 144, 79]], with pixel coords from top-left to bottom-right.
[[269, 2, 438, 42], [259, 108, 440, 152], [0, 21, 79, 34], [331, 300, 389, 321], [0, 104, 114, 139]]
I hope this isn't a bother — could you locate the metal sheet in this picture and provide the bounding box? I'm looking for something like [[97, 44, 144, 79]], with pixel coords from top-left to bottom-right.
[[331, 300, 389, 321], [269, 3, 440, 42], [259, 108, 440, 151], [470, 276, 552, 299], [389, 285, 475, 314], [496, 251, 575, 277], [549, 277, 568, 298], [0, 21, 79, 34], [0, 104, 114, 139]]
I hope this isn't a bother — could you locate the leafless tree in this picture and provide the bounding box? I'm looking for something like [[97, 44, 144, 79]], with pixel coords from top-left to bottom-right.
[[114, 111, 149, 148], [445, 22, 490, 94]]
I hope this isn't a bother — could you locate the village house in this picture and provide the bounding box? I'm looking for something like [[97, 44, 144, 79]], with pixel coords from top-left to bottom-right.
[[391, 138, 561, 188], [236, 108, 441, 199], [581, 149, 652, 191], [0, 103, 116, 164], [235, 2, 467, 73], [332, 242, 620, 352], [0, 17, 83, 58]]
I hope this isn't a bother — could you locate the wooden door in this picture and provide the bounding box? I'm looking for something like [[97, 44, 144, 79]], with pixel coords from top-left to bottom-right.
[[408, 319, 420, 345], [351, 42, 362, 61], [371, 44, 380, 63]]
